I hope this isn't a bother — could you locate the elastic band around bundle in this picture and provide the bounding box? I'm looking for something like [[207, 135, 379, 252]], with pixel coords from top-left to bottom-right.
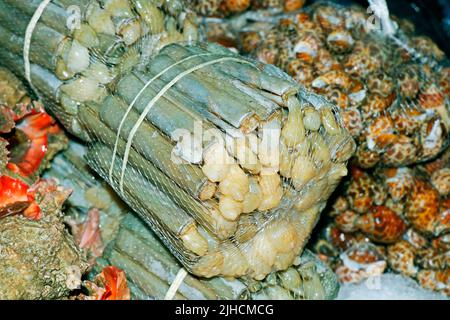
[[24, 0, 52, 95], [109, 53, 216, 183], [164, 268, 188, 300], [118, 56, 257, 193]]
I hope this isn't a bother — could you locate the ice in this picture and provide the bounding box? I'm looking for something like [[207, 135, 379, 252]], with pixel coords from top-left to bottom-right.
[[337, 274, 448, 300]]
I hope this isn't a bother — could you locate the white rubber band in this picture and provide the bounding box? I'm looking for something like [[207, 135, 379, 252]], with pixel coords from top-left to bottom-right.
[[108, 53, 215, 183], [368, 0, 396, 35], [164, 268, 188, 300], [118, 56, 256, 193], [24, 0, 52, 94]]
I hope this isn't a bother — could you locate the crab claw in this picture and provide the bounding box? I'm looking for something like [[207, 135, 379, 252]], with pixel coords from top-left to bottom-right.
[[81, 266, 130, 300], [98, 266, 130, 300], [0, 175, 41, 219], [6, 112, 61, 178]]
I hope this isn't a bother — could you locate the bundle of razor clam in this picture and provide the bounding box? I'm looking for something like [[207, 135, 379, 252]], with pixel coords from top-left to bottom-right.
[[195, 0, 450, 168], [98, 213, 340, 300], [0, 0, 355, 280], [0, 46, 340, 301], [0, 0, 198, 138], [47, 142, 339, 300]]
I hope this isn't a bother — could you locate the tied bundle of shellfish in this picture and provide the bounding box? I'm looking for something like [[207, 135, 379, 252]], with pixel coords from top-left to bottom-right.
[[313, 156, 449, 295], [48, 142, 339, 300], [0, 0, 355, 280], [197, 1, 450, 168], [99, 213, 340, 300], [0, 0, 198, 138]]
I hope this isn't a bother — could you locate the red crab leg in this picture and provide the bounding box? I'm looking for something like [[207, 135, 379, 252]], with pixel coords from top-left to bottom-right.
[[98, 266, 130, 300], [7, 112, 60, 177], [0, 175, 40, 219]]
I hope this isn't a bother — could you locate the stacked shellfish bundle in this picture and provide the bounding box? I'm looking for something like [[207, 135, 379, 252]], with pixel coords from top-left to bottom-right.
[[81, 42, 354, 280], [0, 0, 199, 139], [99, 213, 340, 299], [0, 0, 355, 283], [192, 0, 450, 295], [46, 141, 339, 300]]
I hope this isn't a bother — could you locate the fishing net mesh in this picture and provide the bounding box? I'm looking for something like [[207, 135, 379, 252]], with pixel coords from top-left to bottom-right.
[[0, 0, 357, 280], [82, 41, 355, 279], [196, 0, 450, 168]]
